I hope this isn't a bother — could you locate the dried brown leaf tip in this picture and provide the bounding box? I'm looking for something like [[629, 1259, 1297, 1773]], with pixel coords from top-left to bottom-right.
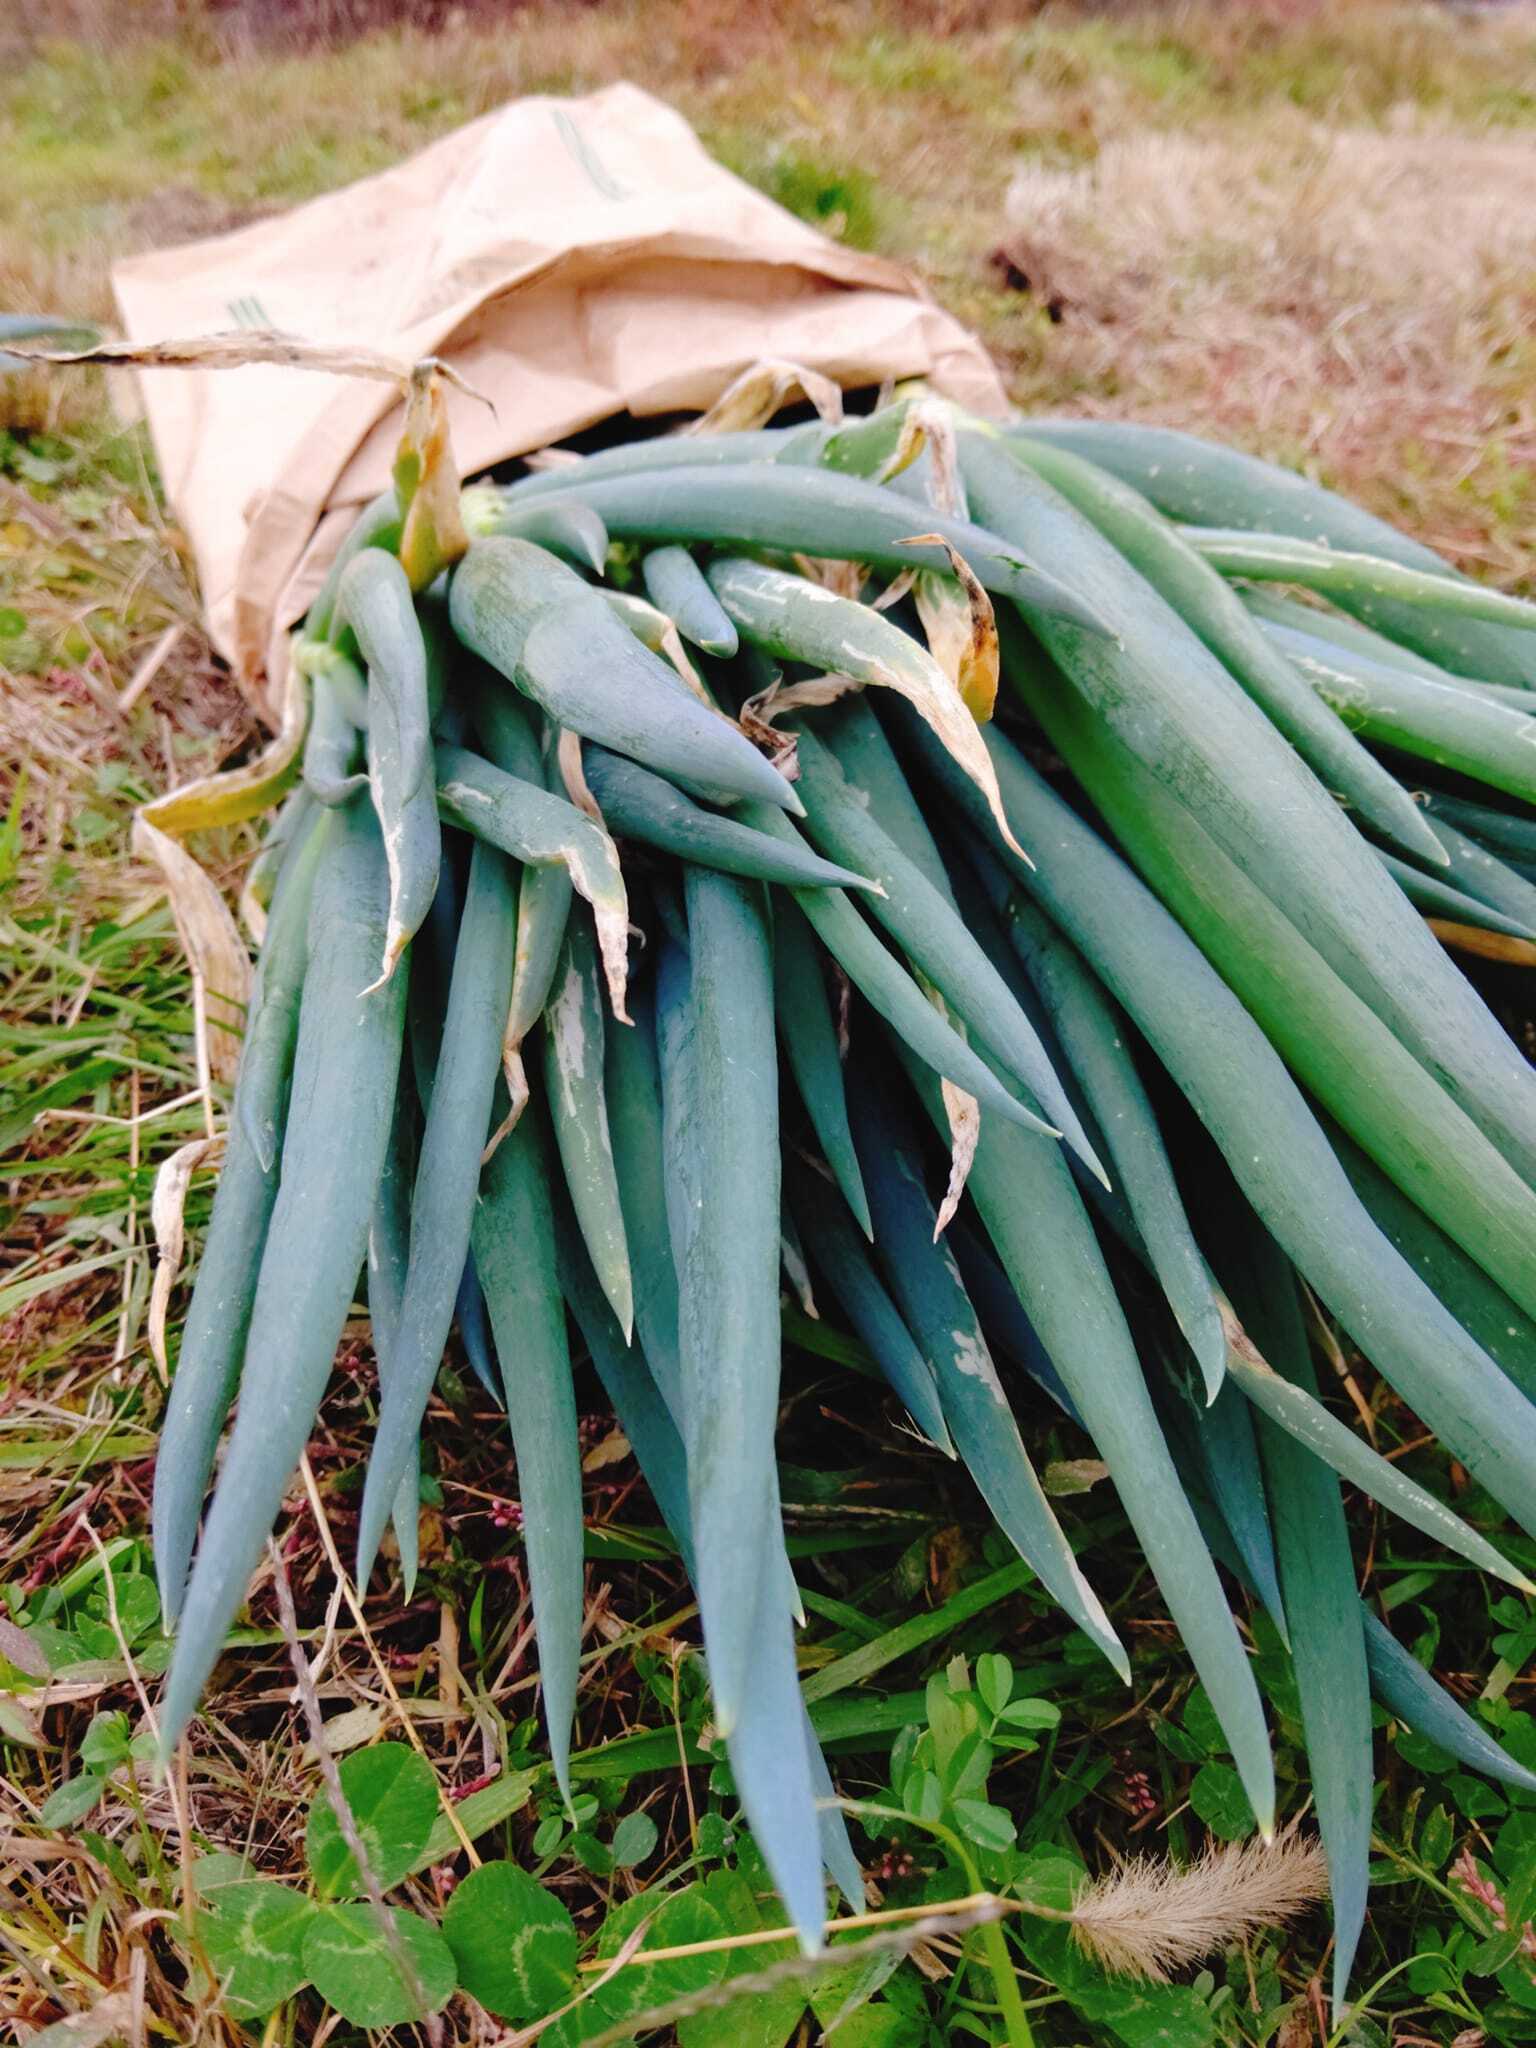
[[1070, 1836, 1329, 1982]]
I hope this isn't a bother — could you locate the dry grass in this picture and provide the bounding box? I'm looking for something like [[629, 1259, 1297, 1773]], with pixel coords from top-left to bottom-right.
[[1000, 117, 1536, 579], [4, 4, 1536, 2039]]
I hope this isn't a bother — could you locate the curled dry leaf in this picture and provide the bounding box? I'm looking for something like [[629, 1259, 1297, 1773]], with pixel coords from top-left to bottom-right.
[[935, 1076, 980, 1237], [688, 356, 844, 435], [395, 362, 471, 593], [148, 1133, 226, 1377], [1426, 918, 1536, 968], [134, 660, 309, 1084], [556, 727, 604, 828], [132, 814, 253, 1086], [791, 552, 866, 600], [912, 538, 1001, 725]]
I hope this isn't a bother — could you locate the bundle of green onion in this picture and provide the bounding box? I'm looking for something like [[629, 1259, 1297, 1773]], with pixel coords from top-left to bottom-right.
[[153, 391, 1536, 1998]]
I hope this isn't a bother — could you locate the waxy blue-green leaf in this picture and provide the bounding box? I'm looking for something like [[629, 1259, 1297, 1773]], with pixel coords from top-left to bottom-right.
[[1255, 611, 1536, 806], [356, 835, 517, 1588], [582, 745, 875, 893], [297, 646, 368, 808], [785, 1157, 950, 1452], [774, 897, 872, 1239], [434, 741, 628, 1024], [818, 692, 957, 903], [544, 913, 633, 1341], [1223, 1220, 1391, 2007], [472, 1092, 584, 1797], [603, 981, 684, 1421], [160, 801, 407, 1754], [1183, 525, 1536, 635], [1009, 433, 1446, 868], [153, 816, 324, 1622], [846, 1063, 1133, 1690], [1174, 1397, 1536, 1797], [1402, 811, 1536, 939], [739, 801, 1061, 1139], [664, 870, 782, 1736], [959, 427, 1536, 1190], [1006, 669, 1536, 1324], [708, 556, 1024, 855], [994, 889, 1224, 1395], [450, 537, 801, 813], [367, 1088, 422, 1590], [1326, 1118, 1536, 1405], [642, 545, 739, 656], [461, 484, 609, 573], [1377, 848, 1536, 944], [305, 491, 401, 644], [339, 549, 441, 987], [1418, 791, 1536, 869], [882, 1045, 1276, 1834], [510, 461, 1110, 632], [910, 717, 1536, 1542], [1014, 416, 1534, 687], [793, 723, 1103, 1182]]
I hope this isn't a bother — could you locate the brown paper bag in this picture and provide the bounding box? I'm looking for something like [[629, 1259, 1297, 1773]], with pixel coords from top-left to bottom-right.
[[111, 82, 1007, 717]]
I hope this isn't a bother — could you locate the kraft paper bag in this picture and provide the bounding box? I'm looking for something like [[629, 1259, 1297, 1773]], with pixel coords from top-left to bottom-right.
[[111, 81, 1008, 716]]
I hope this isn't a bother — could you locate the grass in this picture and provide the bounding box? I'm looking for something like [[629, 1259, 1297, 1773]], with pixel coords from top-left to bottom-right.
[[3, 2, 1536, 2042]]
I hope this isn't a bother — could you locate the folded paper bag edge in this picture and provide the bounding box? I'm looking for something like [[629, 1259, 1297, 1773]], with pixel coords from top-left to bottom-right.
[[110, 82, 1008, 718]]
